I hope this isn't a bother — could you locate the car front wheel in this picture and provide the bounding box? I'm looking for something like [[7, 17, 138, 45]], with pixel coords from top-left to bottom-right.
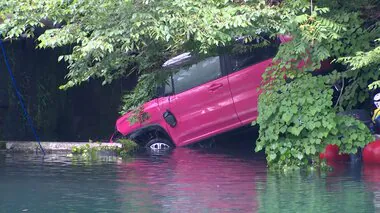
[[145, 138, 173, 152]]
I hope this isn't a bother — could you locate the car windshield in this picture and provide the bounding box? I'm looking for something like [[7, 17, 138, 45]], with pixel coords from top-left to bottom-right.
[[164, 56, 221, 95]]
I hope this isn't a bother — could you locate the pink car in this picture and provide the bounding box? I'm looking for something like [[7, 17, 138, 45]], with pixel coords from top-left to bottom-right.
[[112, 37, 331, 151]]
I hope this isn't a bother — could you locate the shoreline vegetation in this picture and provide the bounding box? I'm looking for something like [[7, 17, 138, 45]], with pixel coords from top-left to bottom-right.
[[71, 139, 139, 158]]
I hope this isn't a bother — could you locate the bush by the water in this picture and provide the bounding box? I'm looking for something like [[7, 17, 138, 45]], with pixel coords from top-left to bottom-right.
[[71, 140, 138, 158], [255, 74, 374, 170]]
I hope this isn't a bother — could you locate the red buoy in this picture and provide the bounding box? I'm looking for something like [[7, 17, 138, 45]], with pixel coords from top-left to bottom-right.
[[363, 140, 380, 164], [319, 144, 350, 161]]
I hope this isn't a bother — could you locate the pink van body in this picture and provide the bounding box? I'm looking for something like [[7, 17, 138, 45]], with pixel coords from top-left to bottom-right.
[[113, 36, 332, 149]]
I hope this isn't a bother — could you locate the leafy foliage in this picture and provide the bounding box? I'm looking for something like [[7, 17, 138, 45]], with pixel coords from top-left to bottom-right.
[[71, 140, 138, 158], [119, 71, 170, 115], [255, 74, 374, 169], [117, 139, 140, 156], [255, 0, 379, 169], [0, 0, 280, 90], [340, 38, 380, 92]]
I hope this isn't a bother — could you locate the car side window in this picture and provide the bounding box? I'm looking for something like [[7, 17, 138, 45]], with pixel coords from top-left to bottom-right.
[[169, 56, 222, 94], [230, 42, 279, 72]]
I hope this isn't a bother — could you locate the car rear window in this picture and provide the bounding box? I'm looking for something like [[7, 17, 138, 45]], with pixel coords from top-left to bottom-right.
[[230, 40, 279, 72]]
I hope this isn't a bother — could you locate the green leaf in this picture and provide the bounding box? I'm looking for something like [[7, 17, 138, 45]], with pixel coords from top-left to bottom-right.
[[282, 113, 292, 123]]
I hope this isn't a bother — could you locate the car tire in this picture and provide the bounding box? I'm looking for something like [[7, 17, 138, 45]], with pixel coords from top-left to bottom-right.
[[145, 138, 173, 152]]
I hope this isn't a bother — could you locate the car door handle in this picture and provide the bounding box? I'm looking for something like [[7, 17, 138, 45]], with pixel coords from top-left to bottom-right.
[[208, 83, 223, 91]]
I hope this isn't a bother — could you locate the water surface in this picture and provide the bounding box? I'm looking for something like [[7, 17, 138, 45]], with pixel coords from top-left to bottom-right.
[[0, 148, 379, 212]]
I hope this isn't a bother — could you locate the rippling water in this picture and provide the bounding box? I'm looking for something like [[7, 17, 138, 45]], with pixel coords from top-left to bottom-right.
[[0, 148, 379, 212]]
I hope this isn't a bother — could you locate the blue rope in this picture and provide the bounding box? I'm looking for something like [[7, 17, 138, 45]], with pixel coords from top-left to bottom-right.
[[0, 40, 45, 155]]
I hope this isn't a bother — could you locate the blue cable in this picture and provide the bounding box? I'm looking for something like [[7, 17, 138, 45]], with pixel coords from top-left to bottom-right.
[[0, 39, 45, 155]]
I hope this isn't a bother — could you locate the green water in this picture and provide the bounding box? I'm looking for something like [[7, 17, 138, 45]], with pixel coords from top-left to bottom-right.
[[0, 148, 378, 212]]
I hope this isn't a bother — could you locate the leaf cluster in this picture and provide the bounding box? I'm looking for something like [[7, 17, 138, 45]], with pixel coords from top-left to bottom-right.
[[71, 140, 138, 158], [0, 0, 281, 89], [256, 74, 374, 170]]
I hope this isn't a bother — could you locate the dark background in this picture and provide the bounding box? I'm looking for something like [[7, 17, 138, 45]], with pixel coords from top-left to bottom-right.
[[0, 39, 137, 141]]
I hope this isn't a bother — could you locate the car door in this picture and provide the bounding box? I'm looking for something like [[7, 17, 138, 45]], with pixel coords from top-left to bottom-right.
[[165, 56, 241, 146], [227, 41, 279, 125]]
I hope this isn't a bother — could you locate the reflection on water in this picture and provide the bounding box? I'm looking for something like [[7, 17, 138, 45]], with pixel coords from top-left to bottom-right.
[[0, 149, 379, 212], [116, 149, 266, 212]]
